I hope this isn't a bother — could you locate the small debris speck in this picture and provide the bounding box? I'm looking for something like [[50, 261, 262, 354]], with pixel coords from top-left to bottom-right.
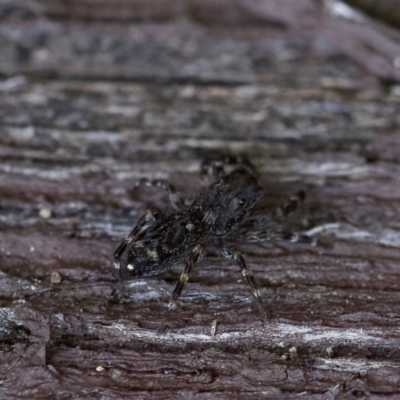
[[39, 208, 52, 219], [96, 366, 105, 372], [51, 271, 62, 284], [211, 320, 218, 337], [30, 246, 35, 252], [47, 365, 59, 375]]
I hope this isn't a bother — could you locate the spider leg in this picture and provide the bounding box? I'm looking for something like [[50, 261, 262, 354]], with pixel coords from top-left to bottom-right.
[[273, 190, 305, 219], [157, 245, 205, 332], [221, 247, 269, 320], [136, 178, 185, 212], [245, 190, 306, 243], [200, 154, 257, 181], [113, 209, 161, 271], [170, 244, 205, 303]]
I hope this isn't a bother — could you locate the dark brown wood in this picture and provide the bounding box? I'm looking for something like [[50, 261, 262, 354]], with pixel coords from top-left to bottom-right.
[[1, 0, 400, 398], [345, 0, 400, 29]]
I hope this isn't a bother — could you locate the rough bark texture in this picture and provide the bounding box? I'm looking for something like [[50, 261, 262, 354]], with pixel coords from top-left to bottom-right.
[[1, 0, 400, 398]]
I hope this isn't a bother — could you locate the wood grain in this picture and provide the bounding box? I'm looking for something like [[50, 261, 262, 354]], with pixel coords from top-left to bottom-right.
[[1, 0, 400, 398]]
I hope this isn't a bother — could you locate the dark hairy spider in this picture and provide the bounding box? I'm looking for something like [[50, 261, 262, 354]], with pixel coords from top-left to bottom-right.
[[114, 156, 306, 319]]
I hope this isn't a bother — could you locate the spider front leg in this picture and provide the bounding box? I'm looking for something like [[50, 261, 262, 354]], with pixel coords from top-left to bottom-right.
[[221, 247, 268, 320], [136, 178, 185, 212], [169, 244, 205, 307], [157, 245, 205, 332], [273, 190, 305, 219], [114, 209, 162, 273], [247, 190, 307, 243]]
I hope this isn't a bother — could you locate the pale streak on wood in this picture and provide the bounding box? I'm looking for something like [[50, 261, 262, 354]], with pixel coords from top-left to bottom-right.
[[103, 322, 399, 348]]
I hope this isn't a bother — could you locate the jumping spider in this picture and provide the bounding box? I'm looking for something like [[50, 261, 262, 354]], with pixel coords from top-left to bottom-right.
[[114, 156, 306, 319]]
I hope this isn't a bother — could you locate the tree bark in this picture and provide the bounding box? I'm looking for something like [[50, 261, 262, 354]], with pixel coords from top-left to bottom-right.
[[1, 0, 400, 398]]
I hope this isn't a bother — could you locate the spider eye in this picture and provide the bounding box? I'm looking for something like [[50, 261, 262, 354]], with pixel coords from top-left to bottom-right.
[[233, 197, 246, 209]]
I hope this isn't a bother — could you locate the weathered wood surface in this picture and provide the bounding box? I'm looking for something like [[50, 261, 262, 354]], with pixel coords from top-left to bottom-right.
[[1, 1, 400, 398]]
